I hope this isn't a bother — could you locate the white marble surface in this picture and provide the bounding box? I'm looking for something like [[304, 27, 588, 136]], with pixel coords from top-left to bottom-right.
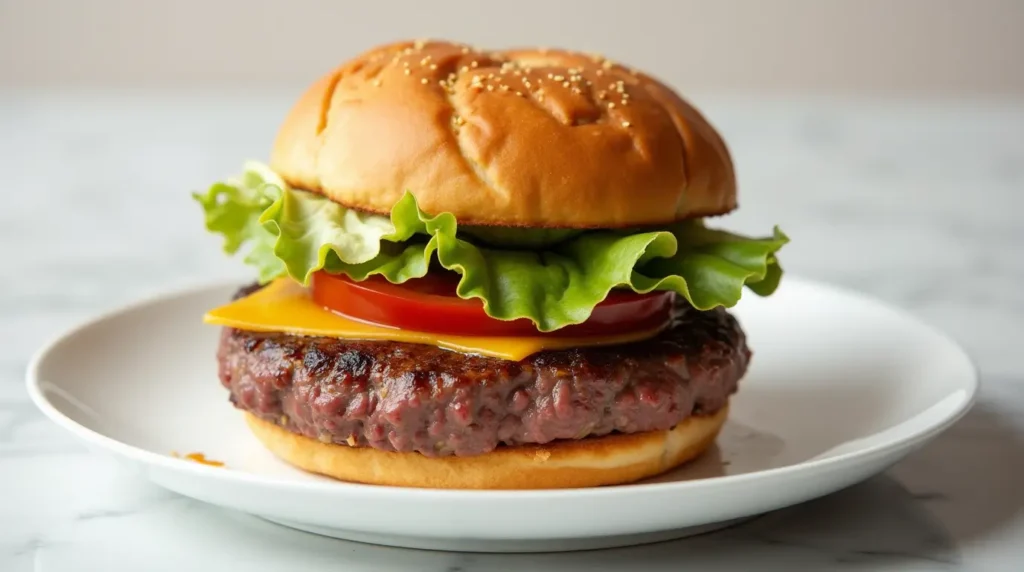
[[2, 89, 1023, 571]]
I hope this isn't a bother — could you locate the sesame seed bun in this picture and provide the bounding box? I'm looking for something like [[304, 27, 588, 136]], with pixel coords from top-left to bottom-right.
[[243, 405, 727, 490], [269, 40, 736, 229]]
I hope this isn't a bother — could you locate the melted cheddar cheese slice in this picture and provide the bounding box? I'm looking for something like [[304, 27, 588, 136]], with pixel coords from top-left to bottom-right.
[[204, 279, 662, 361]]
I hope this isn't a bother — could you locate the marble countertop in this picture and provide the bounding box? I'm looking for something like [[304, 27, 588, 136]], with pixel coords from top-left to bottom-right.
[[2, 89, 1023, 571]]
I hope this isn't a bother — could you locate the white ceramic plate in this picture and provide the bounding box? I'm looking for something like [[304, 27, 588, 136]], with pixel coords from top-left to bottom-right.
[[27, 277, 976, 553]]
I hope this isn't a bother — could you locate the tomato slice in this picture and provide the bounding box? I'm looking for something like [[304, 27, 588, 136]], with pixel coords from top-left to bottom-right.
[[309, 271, 674, 338]]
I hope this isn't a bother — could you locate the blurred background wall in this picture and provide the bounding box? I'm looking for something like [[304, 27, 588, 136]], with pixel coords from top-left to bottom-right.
[[1, 0, 1022, 95]]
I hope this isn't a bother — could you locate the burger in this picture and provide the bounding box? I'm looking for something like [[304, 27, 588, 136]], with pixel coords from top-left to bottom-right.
[[193, 39, 788, 489]]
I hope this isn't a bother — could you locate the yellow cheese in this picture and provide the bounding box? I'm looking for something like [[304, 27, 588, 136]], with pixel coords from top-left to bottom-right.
[[203, 279, 662, 361]]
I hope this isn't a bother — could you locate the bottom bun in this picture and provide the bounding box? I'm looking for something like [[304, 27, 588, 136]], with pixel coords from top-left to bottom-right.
[[244, 404, 728, 490]]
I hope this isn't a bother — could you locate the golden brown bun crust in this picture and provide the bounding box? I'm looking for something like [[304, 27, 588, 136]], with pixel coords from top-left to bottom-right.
[[244, 405, 727, 490], [270, 40, 736, 228]]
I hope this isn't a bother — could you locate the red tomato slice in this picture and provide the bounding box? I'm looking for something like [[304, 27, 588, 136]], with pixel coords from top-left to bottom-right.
[[309, 271, 674, 338]]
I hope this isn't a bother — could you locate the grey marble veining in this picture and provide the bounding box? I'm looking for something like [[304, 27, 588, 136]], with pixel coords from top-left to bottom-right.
[[1, 90, 1023, 571]]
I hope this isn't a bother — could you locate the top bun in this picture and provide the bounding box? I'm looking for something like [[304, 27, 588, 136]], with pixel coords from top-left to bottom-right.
[[270, 40, 736, 228]]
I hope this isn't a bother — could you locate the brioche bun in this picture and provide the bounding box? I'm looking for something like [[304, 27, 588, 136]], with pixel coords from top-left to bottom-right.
[[269, 39, 736, 228], [244, 405, 726, 490]]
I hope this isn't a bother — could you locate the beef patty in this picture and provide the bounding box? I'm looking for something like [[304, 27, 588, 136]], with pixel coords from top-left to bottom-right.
[[217, 285, 750, 457]]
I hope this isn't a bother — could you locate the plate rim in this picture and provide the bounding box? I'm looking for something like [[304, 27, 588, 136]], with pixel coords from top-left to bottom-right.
[[25, 275, 979, 501]]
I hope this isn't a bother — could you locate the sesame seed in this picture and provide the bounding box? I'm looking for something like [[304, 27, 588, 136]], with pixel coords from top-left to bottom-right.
[[470, 61, 479, 68], [598, 91, 607, 99], [429, 64, 437, 70], [460, 66, 469, 73], [562, 81, 570, 88], [596, 69, 605, 76], [513, 70, 522, 76], [602, 60, 614, 69], [486, 85, 494, 91], [461, 47, 470, 54], [404, 69, 411, 75], [372, 79, 382, 87], [622, 121, 631, 127], [413, 40, 426, 49], [608, 102, 616, 108], [500, 85, 510, 91], [572, 88, 581, 94], [553, 75, 565, 81], [516, 91, 523, 96], [420, 56, 431, 65], [421, 78, 428, 84]]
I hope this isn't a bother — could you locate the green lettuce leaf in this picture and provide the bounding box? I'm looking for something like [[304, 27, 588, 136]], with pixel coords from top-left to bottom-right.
[[191, 162, 286, 282], [459, 226, 584, 248], [319, 196, 787, 330], [194, 163, 789, 332], [258, 184, 397, 282]]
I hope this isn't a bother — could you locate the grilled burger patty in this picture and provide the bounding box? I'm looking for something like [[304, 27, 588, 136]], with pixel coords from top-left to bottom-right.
[[217, 286, 750, 457]]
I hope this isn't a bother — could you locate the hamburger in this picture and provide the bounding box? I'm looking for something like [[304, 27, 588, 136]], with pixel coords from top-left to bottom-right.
[[193, 39, 788, 490]]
